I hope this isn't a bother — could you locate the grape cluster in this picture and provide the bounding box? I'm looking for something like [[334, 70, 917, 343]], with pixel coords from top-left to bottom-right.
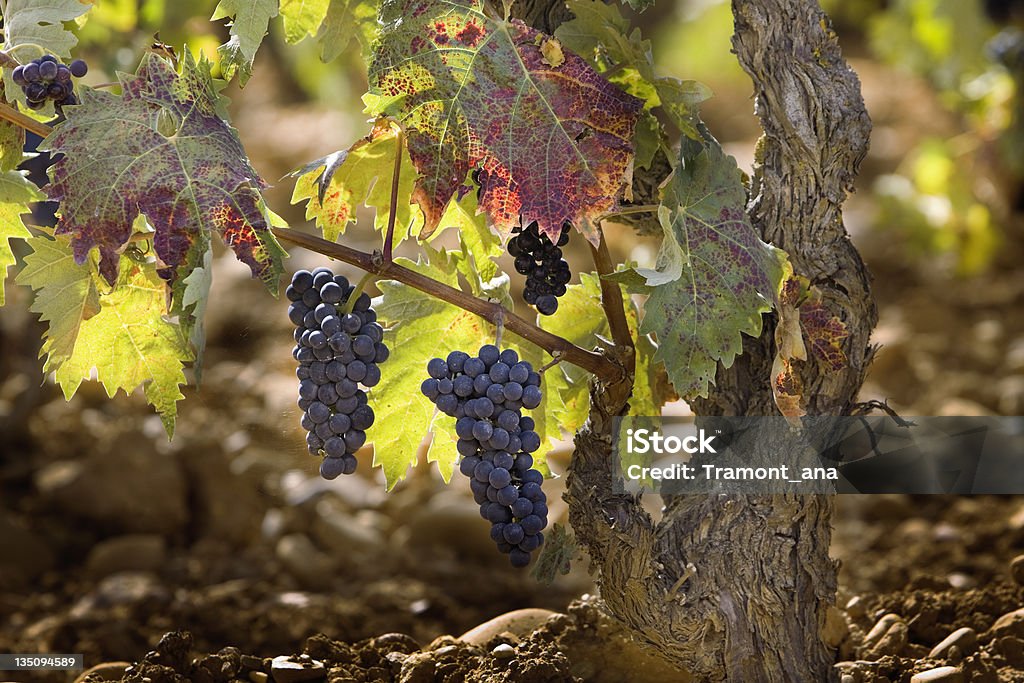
[[11, 56, 87, 110], [508, 222, 572, 316], [421, 345, 548, 567], [287, 268, 389, 480]]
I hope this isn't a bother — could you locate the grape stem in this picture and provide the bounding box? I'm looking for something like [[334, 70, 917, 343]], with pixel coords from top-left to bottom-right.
[[0, 101, 53, 138], [272, 226, 623, 381], [344, 271, 375, 315], [589, 226, 635, 353]]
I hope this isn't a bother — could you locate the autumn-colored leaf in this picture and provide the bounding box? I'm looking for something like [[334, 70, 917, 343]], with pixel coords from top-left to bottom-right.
[[42, 52, 285, 292], [367, 0, 643, 243], [771, 273, 806, 425], [801, 293, 850, 372]]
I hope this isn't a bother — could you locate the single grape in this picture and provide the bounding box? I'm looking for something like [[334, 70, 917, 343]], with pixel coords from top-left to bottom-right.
[[69, 59, 88, 78], [39, 60, 58, 80]]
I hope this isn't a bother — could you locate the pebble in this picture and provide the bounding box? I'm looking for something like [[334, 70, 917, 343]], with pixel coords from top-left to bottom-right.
[[85, 534, 166, 577], [840, 676, 856, 683], [491, 644, 515, 660], [249, 673, 268, 683], [845, 596, 866, 619], [458, 609, 558, 645], [270, 655, 325, 683], [864, 615, 907, 660], [1010, 554, 1024, 586], [988, 608, 1024, 640], [928, 627, 977, 659], [910, 666, 963, 683]]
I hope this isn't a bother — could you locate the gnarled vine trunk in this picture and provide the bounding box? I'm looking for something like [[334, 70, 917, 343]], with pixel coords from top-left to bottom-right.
[[521, 0, 877, 680]]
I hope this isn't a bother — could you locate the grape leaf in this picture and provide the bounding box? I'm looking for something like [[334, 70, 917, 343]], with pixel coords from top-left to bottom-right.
[[290, 120, 421, 246], [212, 0, 278, 86], [772, 274, 807, 426], [0, 119, 26, 172], [0, 171, 43, 305], [622, 138, 787, 399], [179, 244, 213, 380], [280, 0, 329, 43], [2, 0, 93, 58], [15, 231, 99, 361], [42, 51, 286, 292], [279, 0, 379, 61], [367, 0, 643, 243], [801, 293, 849, 372], [17, 233, 192, 435], [427, 191, 502, 291]]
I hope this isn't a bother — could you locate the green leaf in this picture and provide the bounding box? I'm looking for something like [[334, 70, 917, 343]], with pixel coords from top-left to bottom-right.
[[280, 0, 330, 43], [42, 51, 285, 293], [178, 244, 213, 380], [2, 0, 93, 57], [1, 0, 94, 108], [0, 171, 43, 306], [315, 0, 380, 62], [290, 120, 421, 247], [540, 272, 668, 421], [0, 119, 26, 172], [631, 138, 787, 398], [212, 0, 279, 86], [368, 0, 643, 243], [17, 234, 192, 435], [428, 191, 502, 293], [16, 231, 99, 361]]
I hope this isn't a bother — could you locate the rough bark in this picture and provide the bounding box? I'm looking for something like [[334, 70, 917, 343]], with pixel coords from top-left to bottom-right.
[[559, 1, 877, 681]]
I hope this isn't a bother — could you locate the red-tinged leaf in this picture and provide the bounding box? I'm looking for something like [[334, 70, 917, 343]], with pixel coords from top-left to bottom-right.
[[772, 273, 808, 425], [42, 51, 285, 291], [366, 0, 642, 243], [801, 295, 850, 372]]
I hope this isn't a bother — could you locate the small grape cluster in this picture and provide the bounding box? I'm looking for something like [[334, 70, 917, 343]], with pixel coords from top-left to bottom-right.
[[12, 56, 87, 110], [508, 221, 572, 316], [421, 345, 548, 567], [287, 268, 389, 480]]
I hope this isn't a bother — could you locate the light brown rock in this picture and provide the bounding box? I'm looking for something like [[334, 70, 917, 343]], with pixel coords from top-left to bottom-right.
[[866, 620, 907, 660], [1011, 554, 1024, 586], [458, 608, 558, 645], [988, 608, 1024, 640], [928, 627, 977, 659], [909, 667, 963, 683]]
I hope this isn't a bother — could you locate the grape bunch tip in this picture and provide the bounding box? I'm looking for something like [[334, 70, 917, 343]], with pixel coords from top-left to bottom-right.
[[287, 268, 388, 481], [421, 344, 548, 568], [11, 55, 87, 111]]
